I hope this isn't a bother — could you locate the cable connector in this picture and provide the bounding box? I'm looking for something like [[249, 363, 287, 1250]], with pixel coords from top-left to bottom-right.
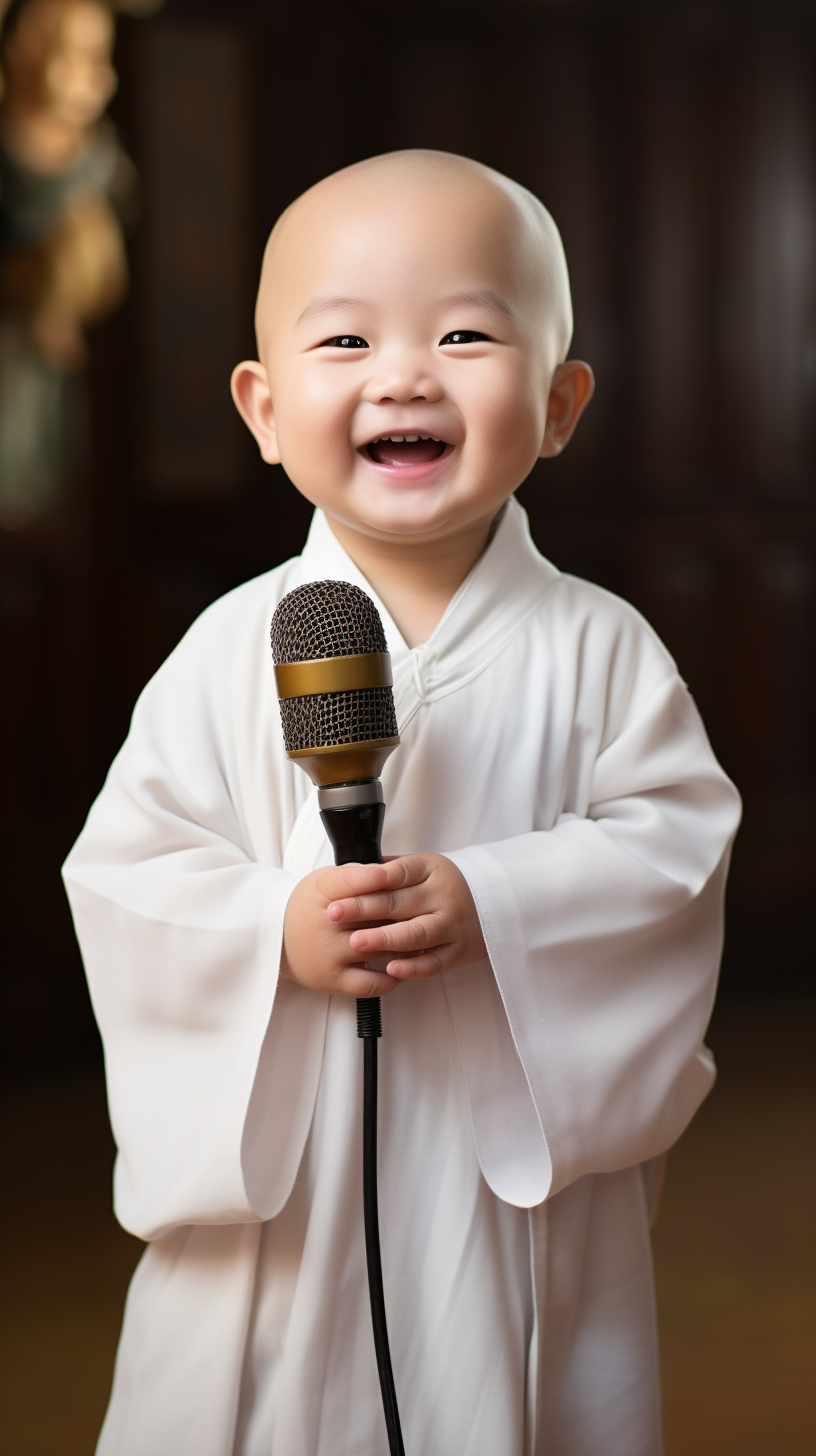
[[357, 996, 383, 1038]]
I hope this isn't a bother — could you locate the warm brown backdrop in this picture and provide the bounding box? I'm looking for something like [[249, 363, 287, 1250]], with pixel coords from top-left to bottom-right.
[[3, 0, 814, 1074], [0, 2, 813, 1451]]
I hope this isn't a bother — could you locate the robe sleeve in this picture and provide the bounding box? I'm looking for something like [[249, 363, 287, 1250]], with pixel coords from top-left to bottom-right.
[[444, 671, 741, 1207], [62, 599, 322, 1241]]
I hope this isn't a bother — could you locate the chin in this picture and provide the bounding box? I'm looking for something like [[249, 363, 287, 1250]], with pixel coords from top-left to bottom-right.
[[358, 491, 452, 529], [373, 486, 503, 534], [364, 509, 478, 544]]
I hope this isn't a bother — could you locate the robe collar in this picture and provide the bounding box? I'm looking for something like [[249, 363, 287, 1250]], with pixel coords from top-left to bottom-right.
[[294, 495, 560, 731]]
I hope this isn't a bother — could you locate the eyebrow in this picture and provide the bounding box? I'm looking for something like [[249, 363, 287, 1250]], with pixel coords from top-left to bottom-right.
[[438, 289, 515, 319], [296, 295, 374, 325], [296, 287, 515, 326]]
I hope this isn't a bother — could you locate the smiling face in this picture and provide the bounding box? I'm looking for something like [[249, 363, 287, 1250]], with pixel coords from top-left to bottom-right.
[[233, 152, 589, 554]]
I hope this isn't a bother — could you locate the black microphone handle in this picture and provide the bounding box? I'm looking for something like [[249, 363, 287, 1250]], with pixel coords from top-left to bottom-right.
[[319, 796, 406, 1456], [320, 800, 386, 867]]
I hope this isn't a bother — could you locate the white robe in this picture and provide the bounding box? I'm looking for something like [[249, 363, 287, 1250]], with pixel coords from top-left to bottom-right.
[[63, 498, 741, 1456]]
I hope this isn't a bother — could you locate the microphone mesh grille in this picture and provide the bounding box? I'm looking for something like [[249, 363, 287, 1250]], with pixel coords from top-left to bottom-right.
[[278, 687, 398, 753], [271, 580, 387, 664], [270, 580, 398, 753]]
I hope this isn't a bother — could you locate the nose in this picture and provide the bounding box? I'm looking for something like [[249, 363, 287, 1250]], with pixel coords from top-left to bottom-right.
[[362, 350, 444, 406]]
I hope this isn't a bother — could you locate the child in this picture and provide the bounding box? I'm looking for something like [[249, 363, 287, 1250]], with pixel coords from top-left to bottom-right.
[[64, 150, 741, 1456]]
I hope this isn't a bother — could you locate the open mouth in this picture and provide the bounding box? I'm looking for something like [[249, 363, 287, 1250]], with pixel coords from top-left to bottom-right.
[[363, 434, 449, 467]]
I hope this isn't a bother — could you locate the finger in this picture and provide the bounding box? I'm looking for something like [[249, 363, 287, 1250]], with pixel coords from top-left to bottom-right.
[[326, 885, 420, 924], [386, 854, 434, 888], [334, 966, 401, 999], [348, 913, 442, 955], [329, 853, 434, 901], [315, 861, 391, 904], [386, 948, 451, 980]]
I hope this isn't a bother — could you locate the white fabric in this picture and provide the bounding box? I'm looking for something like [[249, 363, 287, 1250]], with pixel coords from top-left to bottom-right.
[[63, 497, 740, 1456]]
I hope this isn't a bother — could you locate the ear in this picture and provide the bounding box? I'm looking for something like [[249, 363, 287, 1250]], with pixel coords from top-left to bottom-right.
[[539, 361, 595, 458], [230, 360, 281, 465]]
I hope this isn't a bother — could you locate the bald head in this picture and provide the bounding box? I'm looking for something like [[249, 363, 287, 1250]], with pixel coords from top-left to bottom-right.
[[232, 148, 595, 558], [255, 150, 573, 365]]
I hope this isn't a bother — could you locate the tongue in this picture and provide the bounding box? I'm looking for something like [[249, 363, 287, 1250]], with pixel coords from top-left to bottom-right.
[[367, 439, 445, 466]]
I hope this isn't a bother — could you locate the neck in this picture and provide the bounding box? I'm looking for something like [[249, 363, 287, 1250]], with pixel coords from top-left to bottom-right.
[[325, 511, 503, 649]]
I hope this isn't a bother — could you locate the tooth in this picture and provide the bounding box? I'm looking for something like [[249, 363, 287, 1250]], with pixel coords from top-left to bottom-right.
[[405, 434, 418, 443], [392, 435, 404, 442]]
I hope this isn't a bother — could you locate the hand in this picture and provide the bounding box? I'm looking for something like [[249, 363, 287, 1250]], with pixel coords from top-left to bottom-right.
[[332, 853, 485, 983], [281, 854, 486, 998]]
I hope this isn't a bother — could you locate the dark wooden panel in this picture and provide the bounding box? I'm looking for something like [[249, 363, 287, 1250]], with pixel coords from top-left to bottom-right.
[[135, 19, 253, 494], [3, 0, 815, 1076]]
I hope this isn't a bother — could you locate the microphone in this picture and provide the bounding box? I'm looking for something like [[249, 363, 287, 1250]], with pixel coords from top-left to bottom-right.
[[270, 579, 400, 867], [270, 579, 406, 1456]]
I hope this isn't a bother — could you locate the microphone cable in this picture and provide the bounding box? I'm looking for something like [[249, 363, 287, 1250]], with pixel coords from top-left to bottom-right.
[[358, 994, 405, 1455], [322, 792, 405, 1456]]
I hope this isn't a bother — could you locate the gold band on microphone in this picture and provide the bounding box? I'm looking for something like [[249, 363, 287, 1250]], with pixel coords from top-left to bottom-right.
[[287, 737, 400, 786], [274, 651, 393, 699]]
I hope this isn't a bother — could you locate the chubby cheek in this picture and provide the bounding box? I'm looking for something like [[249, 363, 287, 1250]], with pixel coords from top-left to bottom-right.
[[460, 363, 546, 489], [272, 372, 357, 495]]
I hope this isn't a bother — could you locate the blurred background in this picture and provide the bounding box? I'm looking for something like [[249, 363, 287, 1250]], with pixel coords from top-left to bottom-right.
[[0, 0, 813, 1452]]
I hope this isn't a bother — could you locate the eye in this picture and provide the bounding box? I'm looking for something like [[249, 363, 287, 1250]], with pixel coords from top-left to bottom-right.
[[439, 330, 493, 345], [319, 335, 369, 349]]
